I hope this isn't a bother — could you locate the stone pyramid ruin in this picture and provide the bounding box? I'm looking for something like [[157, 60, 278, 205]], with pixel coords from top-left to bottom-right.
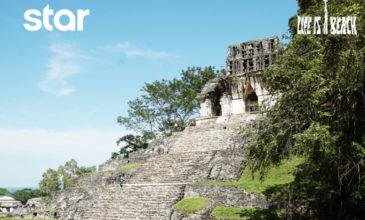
[[13, 36, 280, 219]]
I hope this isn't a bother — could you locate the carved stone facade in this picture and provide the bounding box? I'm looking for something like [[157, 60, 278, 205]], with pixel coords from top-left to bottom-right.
[[197, 36, 278, 120], [226, 36, 278, 75]]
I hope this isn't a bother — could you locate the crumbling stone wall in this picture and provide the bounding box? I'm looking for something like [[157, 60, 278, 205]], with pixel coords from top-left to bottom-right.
[[226, 36, 278, 75]]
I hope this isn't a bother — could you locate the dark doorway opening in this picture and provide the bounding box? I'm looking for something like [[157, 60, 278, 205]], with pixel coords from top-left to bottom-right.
[[212, 87, 224, 116], [246, 92, 258, 112], [243, 83, 259, 112], [212, 94, 222, 116]]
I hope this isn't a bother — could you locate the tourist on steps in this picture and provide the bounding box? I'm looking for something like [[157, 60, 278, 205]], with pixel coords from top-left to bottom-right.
[[163, 140, 168, 154], [190, 120, 195, 127], [223, 119, 227, 129], [119, 176, 125, 188]]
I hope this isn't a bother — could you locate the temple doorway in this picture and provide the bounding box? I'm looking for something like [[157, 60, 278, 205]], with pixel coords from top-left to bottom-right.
[[243, 83, 259, 112], [211, 86, 224, 116]]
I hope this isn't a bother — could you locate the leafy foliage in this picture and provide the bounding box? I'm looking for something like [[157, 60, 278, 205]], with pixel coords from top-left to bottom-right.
[[0, 187, 10, 196], [111, 133, 153, 159], [38, 168, 61, 199], [39, 159, 96, 199], [117, 134, 150, 150], [118, 66, 218, 136], [12, 188, 41, 205], [245, 0, 365, 217], [57, 159, 96, 189], [57, 159, 78, 189]]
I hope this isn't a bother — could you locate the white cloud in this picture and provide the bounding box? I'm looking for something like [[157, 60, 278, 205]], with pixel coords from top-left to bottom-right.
[[102, 42, 132, 52], [102, 42, 180, 59], [0, 129, 126, 164], [39, 42, 178, 96], [126, 49, 179, 58], [39, 44, 81, 96], [39, 44, 104, 97], [0, 128, 129, 186]]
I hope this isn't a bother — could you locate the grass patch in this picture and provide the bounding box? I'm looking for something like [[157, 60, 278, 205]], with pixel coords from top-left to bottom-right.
[[120, 163, 142, 170], [193, 156, 304, 194], [212, 206, 281, 220], [173, 197, 211, 213], [236, 157, 304, 194], [86, 170, 114, 175]]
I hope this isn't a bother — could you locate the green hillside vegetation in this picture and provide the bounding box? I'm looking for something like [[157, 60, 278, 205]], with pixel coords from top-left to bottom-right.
[[120, 163, 142, 170], [193, 156, 303, 194], [173, 197, 211, 213], [237, 157, 303, 194], [0, 187, 42, 205], [11, 188, 42, 205], [0, 188, 10, 196]]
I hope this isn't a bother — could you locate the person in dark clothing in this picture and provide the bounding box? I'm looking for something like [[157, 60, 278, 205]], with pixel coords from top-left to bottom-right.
[[119, 176, 125, 188]]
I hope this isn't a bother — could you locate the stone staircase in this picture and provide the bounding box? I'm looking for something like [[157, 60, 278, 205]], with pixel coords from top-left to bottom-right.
[[54, 114, 250, 220], [129, 151, 217, 184], [82, 185, 184, 220], [168, 114, 249, 154]]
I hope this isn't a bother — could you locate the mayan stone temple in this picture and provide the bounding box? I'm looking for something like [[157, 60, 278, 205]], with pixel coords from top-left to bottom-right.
[[197, 36, 278, 124], [10, 37, 281, 220]]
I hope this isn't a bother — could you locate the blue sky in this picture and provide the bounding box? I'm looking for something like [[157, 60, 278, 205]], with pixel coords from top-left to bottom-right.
[[0, 0, 298, 187]]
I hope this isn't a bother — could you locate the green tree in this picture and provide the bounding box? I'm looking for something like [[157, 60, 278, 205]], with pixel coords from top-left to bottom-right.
[[58, 159, 78, 189], [12, 188, 41, 205], [39, 168, 61, 198], [111, 133, 154, 159], [116, 134, 151, 150], [75, 165, 96, 176], [118, 66, 218, 136], [245, 0, 365, 218], [39, 159, 95, 198], [110, 152, 120, 160], [58, 159, 96, 189], [0, 187, 10, 196]]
